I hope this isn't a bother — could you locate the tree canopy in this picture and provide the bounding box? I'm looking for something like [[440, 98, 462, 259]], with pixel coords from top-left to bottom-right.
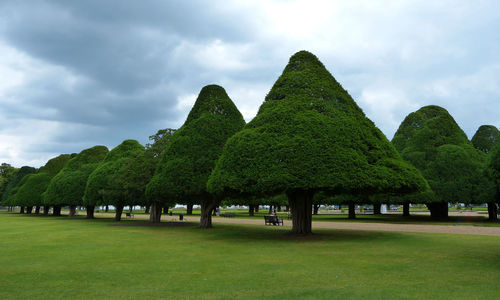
[[1, 166, 36, 206], [146, 84, 245, 226], [208, 50, 428, 233], [12, 154, 74, 208], [43, 146, 109, 208], [83, 140, 149, 221], [471, 125, 499, 154], [209, 51, 427, 197], [145, 128, 176, 160], [392, 105, 488, 217], [0, 163, 18, 200]]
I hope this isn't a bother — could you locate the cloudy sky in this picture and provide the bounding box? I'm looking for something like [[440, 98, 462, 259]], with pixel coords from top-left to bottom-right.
[[1, 0, 499, 167]]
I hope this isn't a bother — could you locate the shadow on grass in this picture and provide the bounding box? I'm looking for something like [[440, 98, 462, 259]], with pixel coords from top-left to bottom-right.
[[110, 221, 197, 227], [316, 214, 496, 225], [190, 223, 401, 244]]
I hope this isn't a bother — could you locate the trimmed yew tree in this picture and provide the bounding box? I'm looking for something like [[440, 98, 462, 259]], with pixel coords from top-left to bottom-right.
[[471, 125, 499, 154], [486, 142, 500, 220], [1, 166, 36, 209], [43, 146, 108, 218], [13, 154, 74, 215], [146, 85, 245, 227], [392, 105, 488, 218], [83, 140, 148, 221], [473, 126, 500, 220], [208, 51, 428, 234]]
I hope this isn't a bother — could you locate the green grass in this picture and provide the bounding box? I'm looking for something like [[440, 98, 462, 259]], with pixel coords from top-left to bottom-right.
[[1, 211, 500, 299]]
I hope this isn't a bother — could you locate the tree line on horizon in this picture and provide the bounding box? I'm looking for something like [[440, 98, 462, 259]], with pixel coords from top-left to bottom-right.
[[1, 50, 499, 235]]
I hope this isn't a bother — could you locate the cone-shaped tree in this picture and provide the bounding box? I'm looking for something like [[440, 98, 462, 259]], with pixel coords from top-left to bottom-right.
[[146, 85, 245, 227], [83, 140, 149, 221], [208, 51, 428, 234], [472, 125, 500, 220], [42, 146, 109, 218], [1, 166, 36, 208], [486, 142, 500, 220], [392, 105, 488, 218], [12, 154, 74, 215], [472, 125, 499, 154]]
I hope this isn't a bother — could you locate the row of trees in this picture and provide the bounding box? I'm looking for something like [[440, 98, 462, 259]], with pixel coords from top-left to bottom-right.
[[1, 51, 499, 234]]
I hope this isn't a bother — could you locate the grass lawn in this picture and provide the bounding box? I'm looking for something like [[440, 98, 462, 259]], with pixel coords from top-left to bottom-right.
[[1, 211, 499, 299]]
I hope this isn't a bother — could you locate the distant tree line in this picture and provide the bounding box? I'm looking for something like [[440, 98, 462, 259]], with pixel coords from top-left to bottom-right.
[[1, 51, 499, 235]]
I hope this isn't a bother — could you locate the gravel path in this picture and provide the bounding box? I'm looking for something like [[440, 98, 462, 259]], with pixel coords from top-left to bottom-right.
[[94, 213, 500, 236]]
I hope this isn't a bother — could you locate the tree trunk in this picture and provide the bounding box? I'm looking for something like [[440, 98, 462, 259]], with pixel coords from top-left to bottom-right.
[[145, 205, 150, 214], [487, 202, 498, 221], [43, 206, 49, 215], [200, 200, 217, 229], [149, 202, 162, 223], [34, 206, 40, 214], [285, 205, 289, 212], [26, 206, 33, 214], [255, 206, 259, 213], [348, 202, 356, 219], [129, 205, 133, 213], [403, 203, 410, 217], [163, 206, 169, 215], [248, 205, 255, 216], [212, 207, 217, 216], [287, 190, 314, 235], [68, 205, 76, 217], [373, 203, 381, 215], [20, 206, 25, 214], [105, 205, 109, 212], [313, 204, 319, 215], [53, 206, 61, 216], [427, 202, 448, 219], [277, 206, 282, 212], [86, 205, 95, 219], [115, 204, 123, 221], [186, 203, 193, 215]]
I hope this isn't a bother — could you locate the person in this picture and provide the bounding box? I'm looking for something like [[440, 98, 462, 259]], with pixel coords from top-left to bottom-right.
[[270, 211, 278, 225]]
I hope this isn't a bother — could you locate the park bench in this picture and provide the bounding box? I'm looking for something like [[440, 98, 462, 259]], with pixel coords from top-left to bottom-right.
[[222, 212, 235, 218], [125, 212, 134, 218], [264, 215, 283, 226]]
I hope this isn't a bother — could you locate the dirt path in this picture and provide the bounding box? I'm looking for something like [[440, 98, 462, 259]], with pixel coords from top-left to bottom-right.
[[94, 213, 500, 236]]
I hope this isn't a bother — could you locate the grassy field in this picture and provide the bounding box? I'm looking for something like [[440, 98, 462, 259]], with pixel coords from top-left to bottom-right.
[[1, 211, 499, 299]]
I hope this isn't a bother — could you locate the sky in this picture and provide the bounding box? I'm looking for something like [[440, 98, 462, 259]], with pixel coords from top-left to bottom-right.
[[0, 0, 499, 167]]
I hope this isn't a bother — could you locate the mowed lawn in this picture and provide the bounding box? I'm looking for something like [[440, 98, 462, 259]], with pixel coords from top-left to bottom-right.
[[0, 211, 499, 299]]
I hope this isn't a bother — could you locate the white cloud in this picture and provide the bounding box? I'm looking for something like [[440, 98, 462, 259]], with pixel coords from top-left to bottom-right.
[[0, 0, 499, 166]]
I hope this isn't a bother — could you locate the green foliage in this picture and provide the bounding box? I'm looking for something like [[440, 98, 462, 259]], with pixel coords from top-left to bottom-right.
[[471, 125, 499, 154], [0, 163, 18, 200], [145, 128, 176, 160], [83, 140, 150, 207], [486, 142, 500, 201], [13, 154, 74, 207], [42, 146, 109, 207], [393, 105, 489, 204], [208, 51, 428, 197], [1, 166, 36, 206], [146, 85, 245, 205]]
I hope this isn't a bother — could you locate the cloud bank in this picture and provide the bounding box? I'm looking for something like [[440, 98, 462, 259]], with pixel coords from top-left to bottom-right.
[[0, 0, 499, 167]]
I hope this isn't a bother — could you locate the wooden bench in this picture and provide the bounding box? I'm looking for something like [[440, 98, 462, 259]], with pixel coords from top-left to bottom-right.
[[125, 212, 134, 218], [264, 215, 283, 226]]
